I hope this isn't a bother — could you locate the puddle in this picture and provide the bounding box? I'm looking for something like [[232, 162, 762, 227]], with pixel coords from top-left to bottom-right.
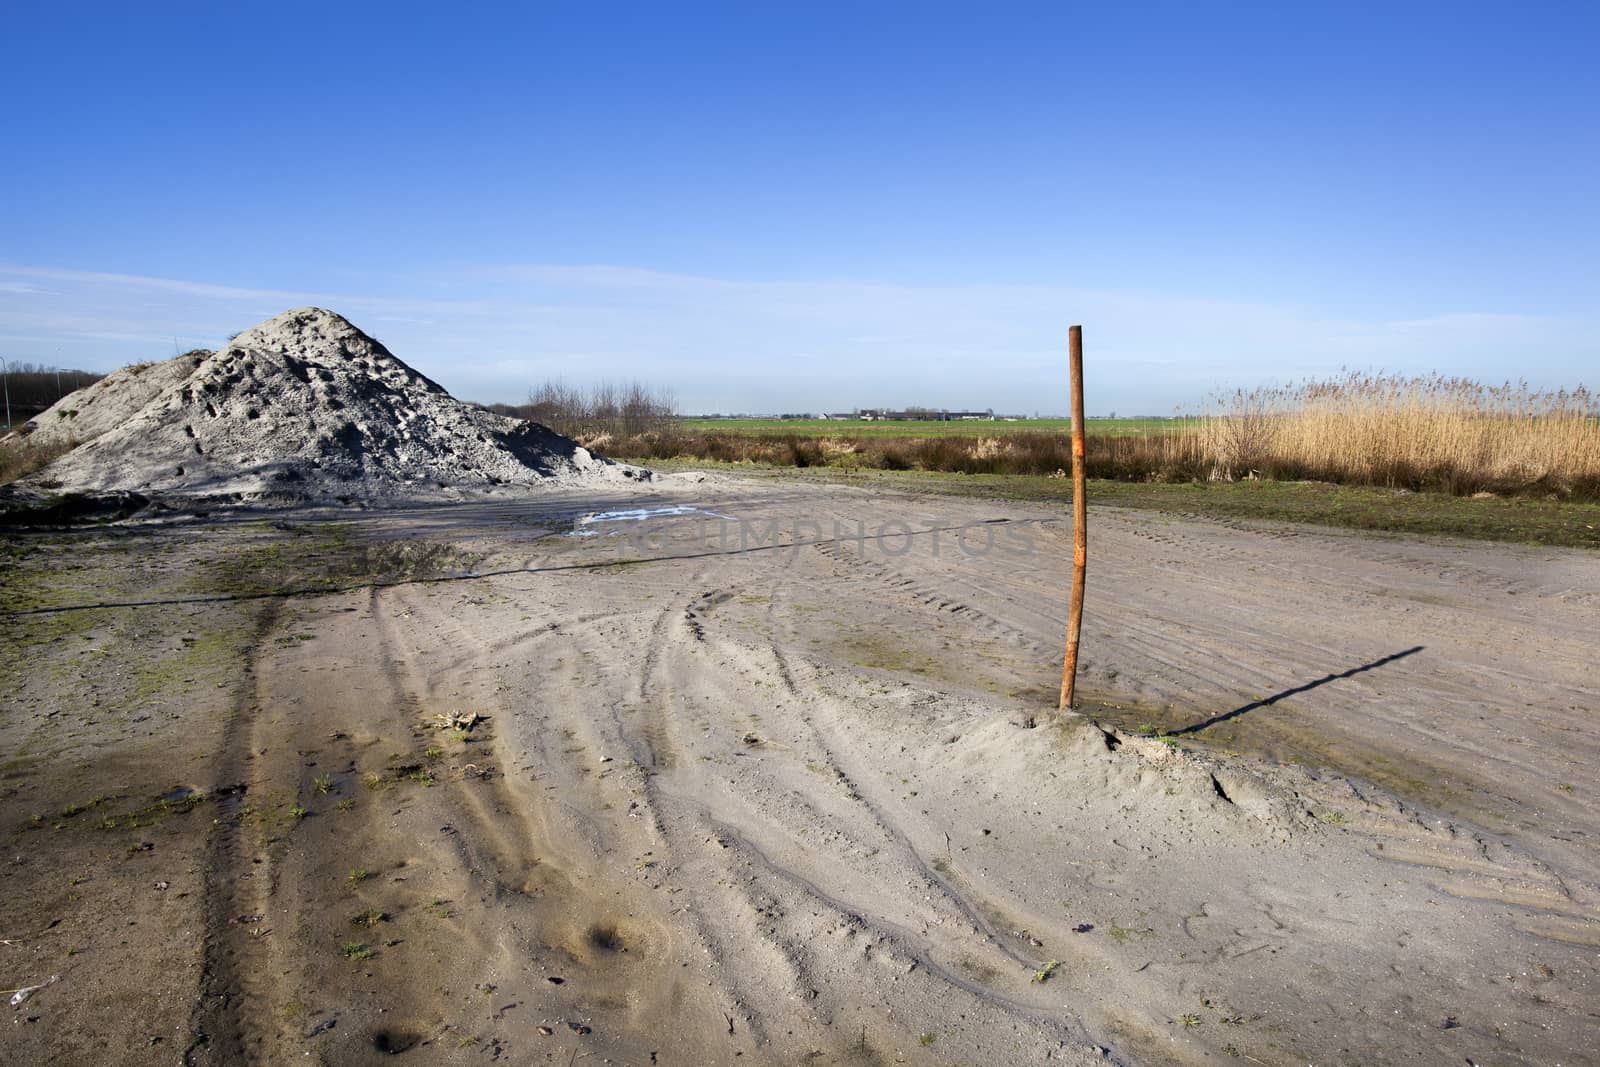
[[564, 505, 733, 537]]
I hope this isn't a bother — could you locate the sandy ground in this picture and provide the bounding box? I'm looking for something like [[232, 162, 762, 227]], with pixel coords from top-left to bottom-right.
[[2, 475, 1596, 1066]]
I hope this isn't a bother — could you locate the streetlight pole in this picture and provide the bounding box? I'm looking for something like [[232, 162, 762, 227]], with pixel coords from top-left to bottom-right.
[[1, 357, 12, 432]]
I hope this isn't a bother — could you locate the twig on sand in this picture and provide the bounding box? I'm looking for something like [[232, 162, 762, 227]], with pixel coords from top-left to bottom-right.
[[0, 919, 61, 945]]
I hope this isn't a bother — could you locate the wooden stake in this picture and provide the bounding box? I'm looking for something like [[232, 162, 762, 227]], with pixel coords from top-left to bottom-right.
[[1058, 325, 1087, 711]]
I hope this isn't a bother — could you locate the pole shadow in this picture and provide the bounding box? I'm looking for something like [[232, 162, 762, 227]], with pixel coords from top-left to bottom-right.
[[1174, 645, 1425, 736]]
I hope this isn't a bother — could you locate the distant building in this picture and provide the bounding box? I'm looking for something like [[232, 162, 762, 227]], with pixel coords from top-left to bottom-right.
[[820, 407, 1000, 421]]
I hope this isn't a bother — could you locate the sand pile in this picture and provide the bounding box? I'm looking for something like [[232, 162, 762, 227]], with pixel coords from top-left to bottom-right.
[[20, 308, 647, 501]]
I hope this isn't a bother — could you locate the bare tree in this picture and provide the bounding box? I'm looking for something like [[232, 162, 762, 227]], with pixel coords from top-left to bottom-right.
[[491, 379, 678, 442]]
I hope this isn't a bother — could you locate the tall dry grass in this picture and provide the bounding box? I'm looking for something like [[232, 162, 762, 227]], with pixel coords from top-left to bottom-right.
[[0, 436, 78, 486], [1197, 373, 1600, 496]]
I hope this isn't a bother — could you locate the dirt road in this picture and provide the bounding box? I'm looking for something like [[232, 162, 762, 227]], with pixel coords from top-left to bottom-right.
[[3, 476, 1596, 1065]]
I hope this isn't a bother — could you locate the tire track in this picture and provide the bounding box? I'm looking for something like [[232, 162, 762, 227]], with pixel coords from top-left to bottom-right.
[[184, 602, 282, 1066]]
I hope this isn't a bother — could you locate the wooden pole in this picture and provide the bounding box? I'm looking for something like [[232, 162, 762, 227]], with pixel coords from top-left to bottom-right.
[[1058, 326, 1087, 711]]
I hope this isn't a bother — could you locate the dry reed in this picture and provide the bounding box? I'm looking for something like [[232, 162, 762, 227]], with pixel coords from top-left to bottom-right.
[[1196, 372, 1599, 496], [0, 436, 78, 486]]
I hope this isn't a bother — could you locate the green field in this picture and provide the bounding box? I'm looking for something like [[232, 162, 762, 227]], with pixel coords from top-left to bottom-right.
[[675, 417, 1177, 437]]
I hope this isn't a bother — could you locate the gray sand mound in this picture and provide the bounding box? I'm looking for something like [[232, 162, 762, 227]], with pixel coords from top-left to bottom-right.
[[21, 308, 648, 501]]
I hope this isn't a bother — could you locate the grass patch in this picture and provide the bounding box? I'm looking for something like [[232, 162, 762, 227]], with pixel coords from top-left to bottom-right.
[[129, 623, 247, 706], [341, 940, 375, 960], [93, 790, 208, 832], [198, 528, 477, 598], [666, 465, 1600, 548]]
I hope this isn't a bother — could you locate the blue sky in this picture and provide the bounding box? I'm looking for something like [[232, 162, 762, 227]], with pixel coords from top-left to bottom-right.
[[2, 2, 1595, 414]]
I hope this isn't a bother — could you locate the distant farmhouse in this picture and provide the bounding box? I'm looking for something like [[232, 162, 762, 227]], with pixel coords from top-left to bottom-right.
[[846, 408, 996, 422], [720, 409, 1039, 422]]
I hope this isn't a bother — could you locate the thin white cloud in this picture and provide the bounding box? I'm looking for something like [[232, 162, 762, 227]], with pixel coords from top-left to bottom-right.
[[0, 261, 1591, 414], [0, 263, 304, 304]]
